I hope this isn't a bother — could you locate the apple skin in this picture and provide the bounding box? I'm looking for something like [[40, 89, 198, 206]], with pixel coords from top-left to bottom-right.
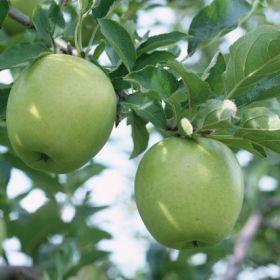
[[135, 137, 244, 249], [6, 54, 116, 174], [3, 0, 43, 34]]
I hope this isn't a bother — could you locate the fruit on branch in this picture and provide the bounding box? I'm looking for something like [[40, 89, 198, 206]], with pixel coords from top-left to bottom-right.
[[3, 0, 43, 34], [6, 54, 116, 173], [135, 137, 244, 249]]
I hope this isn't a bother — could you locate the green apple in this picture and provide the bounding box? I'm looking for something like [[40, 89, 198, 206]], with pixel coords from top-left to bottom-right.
[[3, 0, 43, 34], [6, 54, 116, 174], [135, 137, 244, 249]]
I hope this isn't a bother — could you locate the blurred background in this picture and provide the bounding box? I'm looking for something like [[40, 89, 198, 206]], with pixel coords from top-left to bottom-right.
[[0, 0, 280, 279]]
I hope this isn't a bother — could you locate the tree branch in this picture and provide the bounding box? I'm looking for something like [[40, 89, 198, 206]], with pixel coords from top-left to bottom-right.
[[222, 212, 263, 280], [0, 266, 40, 280], [8, 7, 78, 56]]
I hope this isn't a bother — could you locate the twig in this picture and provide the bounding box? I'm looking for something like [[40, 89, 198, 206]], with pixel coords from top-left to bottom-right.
[[222, 212, 263, 280], [0, 266, 40, 280], [8, 7, 78, 56]]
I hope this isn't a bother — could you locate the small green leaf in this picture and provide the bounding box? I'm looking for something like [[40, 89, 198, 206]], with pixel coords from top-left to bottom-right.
[[188, 0, 251, 54], [225, 25, 280, 105], [125, 65, 178, 99], [167, 60, 212, 107], [0, 0, 9, 27], [137, 31, 188, 56], [99, 19, 136, 71], [92, 0, 115, 18], [127, 112, 149, 158], [0, 42, 49, 70]]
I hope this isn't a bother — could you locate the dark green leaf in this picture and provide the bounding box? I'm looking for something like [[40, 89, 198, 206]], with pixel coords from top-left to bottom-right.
[[0, 84, 11, 121], [134, 51, 176, 71], [167, 60, 212, 106], [188, 0, 251, 54], [0, 42, 49, 70], [127, 112, 149, 158], [98, 19, 136, 71], [48, 1, 65, 34], [137, 32, 188, 56], [202, 52, 226, 96], [0, 124, 11, 148], [32, 6, 53, 47], [8, 201, 67, 255], [225, 25, 280, 105], [211, 134, 266, 157], [125, 66, 178, 99], [0, 158, 12, 190], [123, 93, 167, 129], [92, 0, 115, 18], [0, 0, 9, 27], [92, 40, 105, 61]]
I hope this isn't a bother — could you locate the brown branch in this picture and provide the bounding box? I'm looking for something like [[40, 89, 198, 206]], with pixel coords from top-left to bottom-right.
[[222, 212, 263, 280], [8, 7, 78, 56], [0, 266, 40, 280]]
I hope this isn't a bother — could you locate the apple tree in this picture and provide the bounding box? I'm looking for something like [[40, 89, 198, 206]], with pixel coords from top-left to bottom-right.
[[0, 0, 280, 279]]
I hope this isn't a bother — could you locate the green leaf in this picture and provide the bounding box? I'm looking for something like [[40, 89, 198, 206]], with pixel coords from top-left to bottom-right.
[[92, 40, 105, 61], [3, 152, 62, 198], [235, 128, 280, 154], [98, 19, 136, 71], [123, 93, 167, 129], [225, 25, 280, 105], [0, 159, 12, 190], [167, 60, 212, 107], [211, 133, 266, 157], [48, 1, 65, 34], [92, 0, 115, 18], [79, 0, 94, 14], [125, 66, 178, 99], [0, 84, 11, 121], [134, 51, 176, 71], [137, 32, 188, 56], [127, 112, 149, 158], [32, 6, 53, 47], [8, 201, 67, 255], [0, 0, 9, 27], [67, 162, 106, 193], [0, 124, 11, 148], [240, 107, 280, 129], [202, 52, 226, 96], [188, 0, 251, 54], [0, 42, 49, 70]]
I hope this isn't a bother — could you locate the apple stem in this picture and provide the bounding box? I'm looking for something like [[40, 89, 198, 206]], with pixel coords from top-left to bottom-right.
[[192, 240, 198, 248], [37, 153, 49, 162]]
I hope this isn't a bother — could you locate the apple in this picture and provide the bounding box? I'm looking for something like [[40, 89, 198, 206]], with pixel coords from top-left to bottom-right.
[[135, 137, 244, 249], [6, 54, 116, 174], [3, 0, 43, 34]]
